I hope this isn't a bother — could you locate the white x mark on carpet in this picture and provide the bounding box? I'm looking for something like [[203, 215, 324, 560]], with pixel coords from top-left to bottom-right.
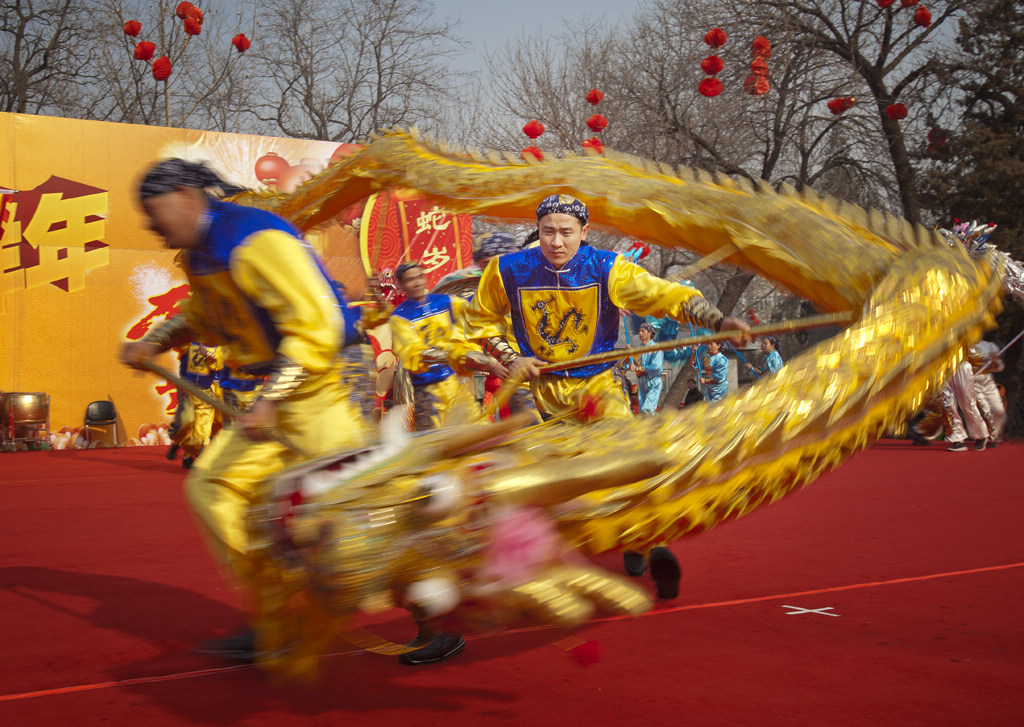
[[781, 605, 840, 617]]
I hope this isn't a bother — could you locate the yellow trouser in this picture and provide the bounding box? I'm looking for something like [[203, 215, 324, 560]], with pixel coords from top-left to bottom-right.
[[531, 368, 633, 423], [184, 367, 368, 608], [171, 384, 222, 458], [410, 373, 480, 431]]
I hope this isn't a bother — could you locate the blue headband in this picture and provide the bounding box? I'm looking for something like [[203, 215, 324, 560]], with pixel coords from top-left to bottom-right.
[[536, 194, 589, 226]]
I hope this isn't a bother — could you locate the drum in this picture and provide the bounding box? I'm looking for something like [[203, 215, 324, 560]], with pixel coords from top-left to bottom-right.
[[1, 392, 50, 448]]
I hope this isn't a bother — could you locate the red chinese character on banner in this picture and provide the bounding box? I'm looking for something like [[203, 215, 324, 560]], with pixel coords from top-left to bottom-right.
[[125, 283, 190, 340]]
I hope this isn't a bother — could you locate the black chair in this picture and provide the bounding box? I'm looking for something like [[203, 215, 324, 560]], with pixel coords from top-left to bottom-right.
[[83, 400, 119, 447]]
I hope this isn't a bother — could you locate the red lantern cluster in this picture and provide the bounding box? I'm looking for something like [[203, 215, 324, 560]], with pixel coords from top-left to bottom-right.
[[926, 127, 949, 159], [913, 6, 932, 27], [123, 3, 252, 89], [520, 119, 545, 160], [745, 36, 771, 96], [827, 96, 856, 115], [582, 88, 607, 154], [886, 103, 908, 121], [699, 28, 727, 98], [232, 34, 251, 53]]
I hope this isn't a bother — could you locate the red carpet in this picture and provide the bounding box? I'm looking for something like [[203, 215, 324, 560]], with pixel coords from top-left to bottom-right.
[[1, 441, 1022, 726]]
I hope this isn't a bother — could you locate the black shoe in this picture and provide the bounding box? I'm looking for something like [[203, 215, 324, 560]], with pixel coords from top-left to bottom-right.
[[909, 430, 931, 447], [398, 632, 465, 665], [166, 443, 179, 460], [947, 441, 967, 452], [182, 456, 195, 469], [988, 439, 1000, 449], [195, 626, 257, 662], [648, 547, 681, 600], [973, 438, 988, 451], [623, 551, 648, 576]]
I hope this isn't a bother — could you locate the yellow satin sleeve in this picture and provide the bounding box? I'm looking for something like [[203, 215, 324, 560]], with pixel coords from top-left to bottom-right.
[[390, 313, 434, 374], [460, 256, 513, 345], [607, 256, 704, 323], [229, 229, 342, 374]]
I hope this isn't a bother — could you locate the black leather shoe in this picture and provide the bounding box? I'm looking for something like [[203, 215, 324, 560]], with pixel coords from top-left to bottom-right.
[[166, 443, 179, 460], [398, 632, 466, 665], [195, 626, 257, 662], [648, 547, 681, 600], [182, 456, 195, 469], [623, 551, 648, 576]]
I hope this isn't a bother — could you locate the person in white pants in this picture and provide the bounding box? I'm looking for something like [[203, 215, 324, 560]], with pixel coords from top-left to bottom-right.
[[941, 359, 991, 451], [972, 341, 1006, 446]]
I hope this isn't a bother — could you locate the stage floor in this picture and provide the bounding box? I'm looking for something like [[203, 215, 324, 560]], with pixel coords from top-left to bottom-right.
[[1, 440, 1021, 726]]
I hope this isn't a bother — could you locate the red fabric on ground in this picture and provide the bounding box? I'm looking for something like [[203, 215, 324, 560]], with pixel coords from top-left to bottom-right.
[[1, 441, 1021, 725]]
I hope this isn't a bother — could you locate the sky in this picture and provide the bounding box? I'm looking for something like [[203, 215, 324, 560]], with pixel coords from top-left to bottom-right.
[[431, 0, 638, 74]]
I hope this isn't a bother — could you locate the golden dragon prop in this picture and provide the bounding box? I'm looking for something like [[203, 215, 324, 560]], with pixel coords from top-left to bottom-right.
[[225, 129, 1008, 676]]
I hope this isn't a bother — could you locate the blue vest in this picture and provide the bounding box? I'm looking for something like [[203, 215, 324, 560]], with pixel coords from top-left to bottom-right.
[[497, 245, 620, 378], [391, 293, 457, 387]]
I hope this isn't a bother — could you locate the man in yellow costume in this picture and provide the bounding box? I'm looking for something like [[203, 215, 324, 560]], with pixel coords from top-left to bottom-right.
[[460, 193, 750, 598], [120, 159, 367, 662], [167, 341, 224, 469], [390, 260, 499, 431], [461, 194, 749, 421]]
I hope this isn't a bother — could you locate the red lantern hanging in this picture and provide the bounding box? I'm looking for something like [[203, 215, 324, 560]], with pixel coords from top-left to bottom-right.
[[133, 41, 156, 61], [185, 5, 203, 22], [184, 17, 202, 35], [913, 6, 932, 27], [704, 28, 728, 49], [582, 137, 605, 154], [175, 2, 195, 19], [750, 57, 769, 76], [585, 88, 604, 105], [744, 75, 770, 96], [886, 103, 908, 121], [522, 120, 545, 139], [586, 114, 609, 133], [152, 56, 173, 81], [232, 34, 251, 53], [900, 0, 918, 6], [877, 0, 894, 6], [123, 20, 142, 36], [698, 78, 723, 98], [521, 146, 544, 162], [701, 55, 724, 76], [751, 36, 771, 59], [827, 96, 855, 115]]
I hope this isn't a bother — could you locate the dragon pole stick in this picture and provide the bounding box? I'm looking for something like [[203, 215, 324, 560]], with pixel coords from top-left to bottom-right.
[[139, 359, 307, 456]]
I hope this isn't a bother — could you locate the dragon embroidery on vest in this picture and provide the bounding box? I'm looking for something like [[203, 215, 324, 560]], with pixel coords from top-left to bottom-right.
[[531, 296, 589, 357]]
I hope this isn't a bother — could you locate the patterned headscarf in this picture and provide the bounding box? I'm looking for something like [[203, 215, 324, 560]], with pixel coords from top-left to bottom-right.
[[536, 194, 589, 226], [473, 231, 519, 262], [138, 158, 244, 200]]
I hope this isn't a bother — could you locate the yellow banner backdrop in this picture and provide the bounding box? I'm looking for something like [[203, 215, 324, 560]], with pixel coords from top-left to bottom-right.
[[0, 113, 470, 449]]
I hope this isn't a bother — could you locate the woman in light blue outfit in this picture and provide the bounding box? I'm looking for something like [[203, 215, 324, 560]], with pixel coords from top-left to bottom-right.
[[747, 336, 784, 377], [633, 322, 664, 414], [701, 340, 730, 402]]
